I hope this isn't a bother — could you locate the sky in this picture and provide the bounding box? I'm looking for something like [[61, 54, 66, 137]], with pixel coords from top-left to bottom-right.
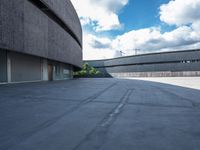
[[71, 0, 200, 60]]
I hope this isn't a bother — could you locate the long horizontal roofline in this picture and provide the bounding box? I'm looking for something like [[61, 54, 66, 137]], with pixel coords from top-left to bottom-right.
[[85, 49, 200, 62]]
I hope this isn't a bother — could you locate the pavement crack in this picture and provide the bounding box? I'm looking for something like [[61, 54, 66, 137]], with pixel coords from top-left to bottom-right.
[[100, 89, 133, 127], [82, 82, 118, 104], [1, 82, 118, 150], [72, 89, 133, 150]]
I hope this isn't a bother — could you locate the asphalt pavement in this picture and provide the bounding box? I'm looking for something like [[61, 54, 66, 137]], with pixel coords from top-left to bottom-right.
[[0, 78, 200, 150]]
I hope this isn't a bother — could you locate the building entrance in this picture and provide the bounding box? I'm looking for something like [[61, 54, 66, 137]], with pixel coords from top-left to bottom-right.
[[48, 64, 53, 81], [0, 50, 7, 83]]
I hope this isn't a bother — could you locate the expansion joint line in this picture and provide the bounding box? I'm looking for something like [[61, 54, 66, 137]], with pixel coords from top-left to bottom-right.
[[72, 89, 133, 150], [6, 82, 118, 150], [100, 89, 133, 127], [81, 82, 118, 104]]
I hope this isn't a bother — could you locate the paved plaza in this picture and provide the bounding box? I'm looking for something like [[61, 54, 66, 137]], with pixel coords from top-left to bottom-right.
[[0, 78, 200, 150]]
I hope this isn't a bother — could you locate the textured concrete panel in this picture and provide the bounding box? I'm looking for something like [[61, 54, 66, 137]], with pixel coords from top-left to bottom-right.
[[0, 0, 82, 69], [24, 0, 48, 57], [47, 18, 82, 67], [42, 0, 82, 45], [0, 0, 14, 50]]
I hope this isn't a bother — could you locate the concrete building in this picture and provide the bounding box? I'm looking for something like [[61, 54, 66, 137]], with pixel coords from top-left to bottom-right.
[[0, 0, 82, 83], [86, 49, 200, 77]]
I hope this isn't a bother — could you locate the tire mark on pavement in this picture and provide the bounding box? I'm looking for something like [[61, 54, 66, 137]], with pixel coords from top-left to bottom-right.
[[72, 89, 133, 150], [100, 89, 133, 127], [1, 82, 117, 150]]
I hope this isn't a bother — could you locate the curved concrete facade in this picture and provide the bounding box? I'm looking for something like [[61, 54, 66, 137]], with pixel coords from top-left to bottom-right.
[[0, 0, 82, 83], [86, 50, 200, 77], [0, 0, 82, 68], [42, 0, 82, 45]]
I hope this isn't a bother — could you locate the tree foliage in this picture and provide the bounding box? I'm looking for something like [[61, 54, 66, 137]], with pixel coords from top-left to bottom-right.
[[74, 63, 102, 78]]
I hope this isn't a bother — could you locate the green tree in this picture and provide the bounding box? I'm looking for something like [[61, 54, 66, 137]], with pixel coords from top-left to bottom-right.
[[74, 63, 102, 78]]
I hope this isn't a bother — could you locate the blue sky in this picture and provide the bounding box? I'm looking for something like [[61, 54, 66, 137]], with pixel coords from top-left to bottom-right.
[[105, 0, 174, 37], [119, 0, 170, 30], [71, 0, 200, 60]]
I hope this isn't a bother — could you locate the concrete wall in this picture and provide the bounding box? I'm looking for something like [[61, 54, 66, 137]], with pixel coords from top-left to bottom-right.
[[0, 50, 73, 83], [42, 0, 82, 45], [110, 71, 200, 78], [86, 50, 200, 77], [103, 50, 200, 67], [0, 0, 82, 69]]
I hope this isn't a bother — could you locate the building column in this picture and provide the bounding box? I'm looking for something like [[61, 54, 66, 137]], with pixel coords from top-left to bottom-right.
[[7, 52, 11, 83], [42, 59, 48, 81]]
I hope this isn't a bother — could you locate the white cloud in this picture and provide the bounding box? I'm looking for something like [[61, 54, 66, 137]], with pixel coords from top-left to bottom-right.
[[112, 27, 162, 52], [160, 0, 200, 26], [113, 26, 200, 54], [82, 32, 118, 60], [83, 25, 200, 59], [71, 0, 128, 31], [72, 0, 200, 60]]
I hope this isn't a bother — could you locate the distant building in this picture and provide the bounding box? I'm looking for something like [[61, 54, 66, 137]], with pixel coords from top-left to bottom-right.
[[0, 0, 82, 83], [85, 49, 200, 77]]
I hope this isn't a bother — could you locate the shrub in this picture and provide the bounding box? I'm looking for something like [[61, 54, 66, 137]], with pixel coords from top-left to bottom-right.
[[74, 63, 102, 78]]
